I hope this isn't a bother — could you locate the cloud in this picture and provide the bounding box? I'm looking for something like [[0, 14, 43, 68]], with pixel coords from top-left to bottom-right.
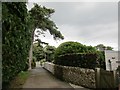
[[39, 2, 117, 26], [28, 2, 118, 50]]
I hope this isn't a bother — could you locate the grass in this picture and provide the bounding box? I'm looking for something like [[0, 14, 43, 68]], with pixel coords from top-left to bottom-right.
[[9, 71, 29, 89]]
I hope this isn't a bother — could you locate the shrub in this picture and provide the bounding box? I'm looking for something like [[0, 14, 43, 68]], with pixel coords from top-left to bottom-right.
[[40, 59, 46, 66], [2, 2, 31, 85], [23, 60, 29, 71], [54, 53, 97, 69], [54, 41, 98, 69], [44, 45, 56, 62], [54, 41, 85, 60], [31, 57, 36, 69], [96, 51, 106, 69], [33, 43, 45, 61]]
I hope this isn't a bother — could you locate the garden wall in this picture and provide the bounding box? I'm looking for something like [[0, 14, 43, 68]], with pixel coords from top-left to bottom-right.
[[44, 62, 54, 74], [44, 62, 96, 88]]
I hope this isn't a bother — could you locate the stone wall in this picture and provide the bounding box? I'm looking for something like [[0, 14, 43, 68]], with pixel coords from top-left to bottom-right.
[[44, 62, 96, 88], [44, 62, 54, 74]]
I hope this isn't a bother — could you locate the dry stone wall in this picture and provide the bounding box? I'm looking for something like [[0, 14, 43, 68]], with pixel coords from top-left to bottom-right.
[[44, 62, 96, 88]]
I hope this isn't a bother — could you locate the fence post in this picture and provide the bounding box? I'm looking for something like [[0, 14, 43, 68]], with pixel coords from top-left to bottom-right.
[[113, 70, 117, 88], [95, 68, 100, 88]]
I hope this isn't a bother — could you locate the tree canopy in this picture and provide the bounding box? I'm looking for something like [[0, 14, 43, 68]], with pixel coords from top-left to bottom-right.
[[33, 42, 45, 61], [44, 45, 56, 62], [28, 3, 64, 69], [95, 44, 113, 51], [29, 3, 64, 40]]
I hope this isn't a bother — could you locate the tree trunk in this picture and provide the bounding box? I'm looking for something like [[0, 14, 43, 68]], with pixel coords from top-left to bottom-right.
[[28, 42, 33, 70], [28, 30, 35, 70]]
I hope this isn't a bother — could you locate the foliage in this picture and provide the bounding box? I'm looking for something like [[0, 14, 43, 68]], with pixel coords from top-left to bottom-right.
[[54, 41, 98, 68], [54, 53, 97, 69], [29, 3, 64, 40], [54, 41, 97, 60], [96, 51, 106, 69], [35, 38, 48, 45], [40, 59, 46, 66], [28, 3, 64, 69], [106, 46, 113, 50], [2, 2, 31, 85], [44, 45, 56, 62], [33, 43, 56, 62], [85, 45, 97, 53], [31, 57, 36, 69], [54, 41, 84, 59], [33, 42, 45, 61], [9, 71, 29, 88], [2, 2, 64, 86], [95, 44, 113, 51]]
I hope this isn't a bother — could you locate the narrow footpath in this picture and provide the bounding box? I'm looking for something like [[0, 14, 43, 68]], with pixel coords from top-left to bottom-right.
[[22, 63, 73, 88], [22, 62, 90, 89]]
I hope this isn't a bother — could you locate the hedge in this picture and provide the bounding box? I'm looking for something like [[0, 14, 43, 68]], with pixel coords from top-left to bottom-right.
[[2, 2, 31, 86], [54, 41, 97, 61], [54, 53, 98, 69], [54, 41, 85, 58], [54, 41, 98, 69]]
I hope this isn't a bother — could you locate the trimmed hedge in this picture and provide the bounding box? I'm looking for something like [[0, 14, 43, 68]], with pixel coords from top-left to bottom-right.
[[54, 41, 98, 69], [54, 41, 97, 61], [54, 41, 85, 58], [96, 51, 106, 69], [54, 53, 98, 69]]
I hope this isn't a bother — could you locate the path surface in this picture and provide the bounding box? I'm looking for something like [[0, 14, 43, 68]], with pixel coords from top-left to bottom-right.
[[23, 63, 73, 88], [23, 62, 90, 89]]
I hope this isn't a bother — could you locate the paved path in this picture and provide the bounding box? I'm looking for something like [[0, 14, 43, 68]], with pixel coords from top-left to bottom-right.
[[23, 64, 73, 88], [23, 62, 90, 89]]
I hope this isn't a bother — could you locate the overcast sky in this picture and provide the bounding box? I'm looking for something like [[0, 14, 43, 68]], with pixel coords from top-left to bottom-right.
[[27, 2, 118, 50]]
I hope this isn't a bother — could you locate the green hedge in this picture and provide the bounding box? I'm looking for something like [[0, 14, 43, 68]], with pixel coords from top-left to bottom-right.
[[2, 2, 31, 85], [54, 41, 97, 61], [54, 53, 98, 69], [54, 41, 85, 58], [54, 41, 98, 69], [96, 51, 106, 69]]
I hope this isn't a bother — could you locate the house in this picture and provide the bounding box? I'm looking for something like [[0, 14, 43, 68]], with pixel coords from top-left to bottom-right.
[[105, 50, 120, 71]]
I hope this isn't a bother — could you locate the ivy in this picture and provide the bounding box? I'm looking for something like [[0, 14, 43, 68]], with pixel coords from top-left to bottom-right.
[[2, 2, 31, 86]]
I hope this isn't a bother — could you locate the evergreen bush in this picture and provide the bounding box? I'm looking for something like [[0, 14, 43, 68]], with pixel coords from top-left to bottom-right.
[[54, 41, 98, 69], [54, 53, 97, 69], [2, 2, 31, 85]]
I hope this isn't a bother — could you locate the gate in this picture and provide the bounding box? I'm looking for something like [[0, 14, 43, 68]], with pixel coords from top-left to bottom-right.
[[95, 68, 119, 88]]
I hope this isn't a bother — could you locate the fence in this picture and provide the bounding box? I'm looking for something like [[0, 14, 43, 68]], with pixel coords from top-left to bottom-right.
[[95, 68, 119, 88], [44, 62, 119, 89]]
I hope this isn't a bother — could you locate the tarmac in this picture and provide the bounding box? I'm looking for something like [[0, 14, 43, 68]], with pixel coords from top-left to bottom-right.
[[22, 62, 90, 89]]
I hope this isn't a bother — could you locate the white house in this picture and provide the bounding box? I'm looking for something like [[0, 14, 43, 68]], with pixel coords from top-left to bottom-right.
[[105, 50, 120, 71]]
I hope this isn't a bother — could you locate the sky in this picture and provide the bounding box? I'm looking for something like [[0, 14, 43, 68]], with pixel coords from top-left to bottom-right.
[[27, 1, 118, 50]]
